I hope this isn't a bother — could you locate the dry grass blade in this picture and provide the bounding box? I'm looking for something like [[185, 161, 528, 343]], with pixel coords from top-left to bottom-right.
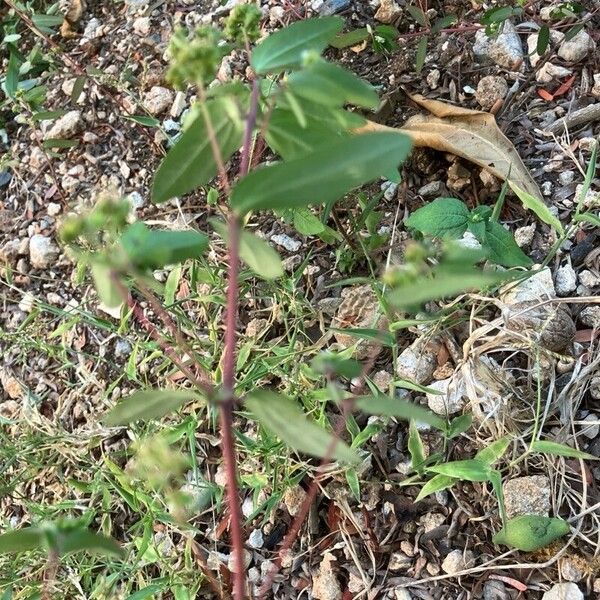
[[360, 93, 544, 202]]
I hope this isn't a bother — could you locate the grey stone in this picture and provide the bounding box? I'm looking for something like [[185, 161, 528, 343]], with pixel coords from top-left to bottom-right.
[[318, 0, 351, 16], [560, 557, 585, 582], [396, 339, 438, 385], [558, 30, 593, 63], [514, 224, 536, 248], [473, 21, 523, 70], [29, 234, 58, 269], [542, 583, 584, 600], [476, 75, 508, 110], [143, 86, 174, 116], [441, 549, 473, 575], [114, 339, 132, 358], [418, 180, 447, 198], [44, 110, 82, 140], [555, 263, 577, 296], [426, 377, 467, 416], [483, 580, 509, 600], [503, 475, 550, 518], [579, 306, 600, 328], [270, 233, 301, 252]]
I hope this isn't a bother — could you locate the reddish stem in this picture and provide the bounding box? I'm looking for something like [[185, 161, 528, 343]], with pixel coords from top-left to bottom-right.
[[218, 76, 260, 600]]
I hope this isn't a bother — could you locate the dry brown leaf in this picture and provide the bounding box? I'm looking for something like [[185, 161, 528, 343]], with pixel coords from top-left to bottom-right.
[[360, 93, 543, 202]]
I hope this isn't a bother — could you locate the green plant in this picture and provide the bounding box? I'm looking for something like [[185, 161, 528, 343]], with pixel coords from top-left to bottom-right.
[[405, 196, 533, 267], [3, 9, 579, 598]]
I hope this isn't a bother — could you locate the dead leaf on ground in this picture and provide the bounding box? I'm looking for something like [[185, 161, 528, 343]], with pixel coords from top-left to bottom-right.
[[360, 92, 544, 202]]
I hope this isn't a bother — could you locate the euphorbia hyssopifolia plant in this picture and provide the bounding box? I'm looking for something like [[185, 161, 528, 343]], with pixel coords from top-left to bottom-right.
[[53, 9, 519, 599]]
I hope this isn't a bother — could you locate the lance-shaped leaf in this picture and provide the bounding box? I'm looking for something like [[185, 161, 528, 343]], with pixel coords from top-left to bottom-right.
[[230, 132, 412, 215], [152, 98, 245, 203], [245, 390, 359, 464], [251, 17, 343, 74], [360, 93, 544, 203], [103, 390, 204, 426], [120, 222, 209, 269], [0, 528, 44, 554]]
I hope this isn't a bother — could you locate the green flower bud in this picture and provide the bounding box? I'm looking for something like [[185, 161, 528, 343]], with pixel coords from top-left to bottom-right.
[[224, 4, 261, 45], [167, 26, 228, 89], [493, 515, 570, 552]]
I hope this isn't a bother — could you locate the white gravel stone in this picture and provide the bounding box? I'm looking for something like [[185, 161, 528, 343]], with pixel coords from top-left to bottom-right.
[[143, 86, 174, 116], [579, 270, 600, 288], [312, 552, 342, 600], [441, 549, 473, 575], [29, 234, 58, 269], [133, 16, 151, 36], [18, 292, 35, 313], [473, 21, 523, 70], [248, 528, 264, 549], [396, 339, 438, 385], [270, 233, 301, 252], [558, 170, 575, 186], [47, 202, 61, 216], [592, 73, 600, 99], [514, 223, 536, 248], [555, 263, 577, 296], [475, 75, 508, 110], [283, 485, 306, 516], [44, 110, 82, 140], [426, 377, 467, 416], [82, 17, 102, 40], [500, 267, 555, 304], [170, 91, 187, 118], [536, 63, 573, 84], [375, 0, 402, 24], [542, 583, 584, 600], [579, 306, 600, 328], [557, 30, 593, 63]]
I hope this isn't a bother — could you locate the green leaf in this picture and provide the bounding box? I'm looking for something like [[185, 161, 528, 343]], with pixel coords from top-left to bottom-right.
[[57, 530, 124, 558], [5, 52, 19, 99], [329, 28, 369, 49], [293, 208, 325, 235], [91, 263, 121, 308], [574, 212, 600, 228], [564, 23, 584, 41], [407, 5, 428, 26], [0, 528, 44, 554], [164, 265, 182, 305], [509, 183, 564, 234], [431, 15, 457, 34], [530, 440, 597, 460], [415, 473, 457, 502], [123, 115, 160, 127], [312, 353, 363, 379], [536, 25, 550, 56], [493, 515, 570, 551], [31, 110, 69, 121], [426, 459, 492, 481], [408, 420, 426, 474], [406, 198, 470, 238], [239, 231, 284, 280], [230, 132, 412, 215], [446, 413, 473, 438], [251, 17, 343, 74], [103, 390, 203, 426], [483, 220, 533, 267], [42, 138, 79, 149], [31, 14, 64, 29], [71, 75, 86, 104], [346, 468, 361, 501], [152, 98, 244, 203], [265, 106, 350, 160], [481, 6, 521, 25], [415, 36, 428, 74], [120, 222, 209, 269], [354, 394, 446, 430], [387, 266, 513, 308], [245, 390, 359, 464], [288, 60, 379, 109], [475, 436, 512, 465], [329, 327, 395, 347], [211, 220, 283, 280], [576, 141, 598, 212]]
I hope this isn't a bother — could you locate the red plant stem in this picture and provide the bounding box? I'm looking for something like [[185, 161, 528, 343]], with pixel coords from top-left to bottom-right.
[[218, 76, 261, 600], [219, 214, 245, 600]]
